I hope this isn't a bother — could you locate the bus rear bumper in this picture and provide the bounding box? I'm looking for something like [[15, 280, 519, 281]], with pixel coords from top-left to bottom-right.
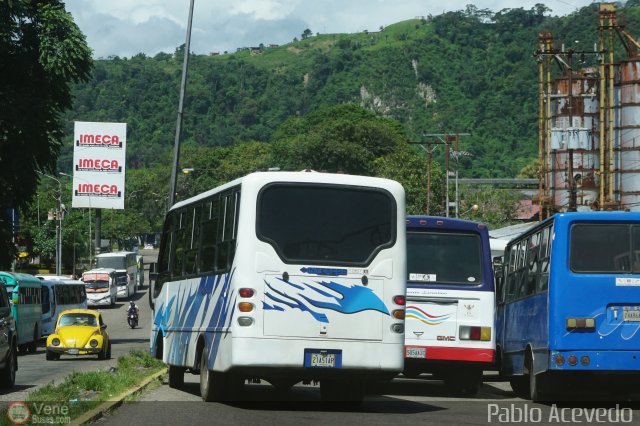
[[405, 345, 495, 363], [550, 350, 640, 371], [222, 337, 403, 381]]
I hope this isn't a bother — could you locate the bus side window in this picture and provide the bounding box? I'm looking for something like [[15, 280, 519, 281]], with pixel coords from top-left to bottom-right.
[[538, 225, 552, 292]]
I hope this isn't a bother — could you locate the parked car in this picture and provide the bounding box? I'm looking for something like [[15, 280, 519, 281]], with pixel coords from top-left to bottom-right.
[[0, 278, 16, 387], [45, 309, 110, 360]]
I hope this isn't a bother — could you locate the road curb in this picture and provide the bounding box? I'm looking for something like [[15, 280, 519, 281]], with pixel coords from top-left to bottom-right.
[[70, 368, 167, 426]]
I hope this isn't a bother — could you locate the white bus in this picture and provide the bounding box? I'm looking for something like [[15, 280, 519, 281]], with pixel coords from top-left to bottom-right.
[[150, 171, 406, 402], [81, 269, 118, 308], [95, 251, 138, 299], [38, 278, 88, 337]]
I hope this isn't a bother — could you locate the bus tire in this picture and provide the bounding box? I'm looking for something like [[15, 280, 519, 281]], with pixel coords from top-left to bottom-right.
[[199, 346, 225, 402], [168, 364, 185, 389], [527, 356, 550, 402], [45, 349, 59, 361], [320, 378, 364, 403], [0, 344, 16, 388], [509, 376, 528, 398], [17, 345, 27, 354], [444, 368, 482, 396], [27, 327, 38, 352]]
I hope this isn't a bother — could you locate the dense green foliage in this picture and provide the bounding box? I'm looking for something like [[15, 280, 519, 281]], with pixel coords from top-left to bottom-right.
[[0, 0, 92, 267], [14, 2, 640, 270]]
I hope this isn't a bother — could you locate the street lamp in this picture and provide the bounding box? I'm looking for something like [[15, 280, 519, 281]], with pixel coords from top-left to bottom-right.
[[36, 171, 62, 276], [59, 172, 93, 266]]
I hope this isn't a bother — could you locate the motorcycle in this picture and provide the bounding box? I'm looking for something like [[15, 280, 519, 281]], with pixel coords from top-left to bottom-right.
[[127, 308, 139, 329]]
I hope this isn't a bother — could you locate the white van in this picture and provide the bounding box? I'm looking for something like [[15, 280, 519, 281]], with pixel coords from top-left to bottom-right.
[[95, 252, 138, 299], [81, 268, 117, 308]]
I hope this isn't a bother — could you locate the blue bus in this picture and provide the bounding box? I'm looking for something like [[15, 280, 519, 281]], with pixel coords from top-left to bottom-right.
[[0, 272, 42, 353], [496, 211, 640, 401], [404, 216, 495, 395]]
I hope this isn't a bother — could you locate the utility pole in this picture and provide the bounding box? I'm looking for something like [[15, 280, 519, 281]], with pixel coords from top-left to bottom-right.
[[168, 0, 195, 208], [415, 132, 471, 217], [37, 171, 63, 275]]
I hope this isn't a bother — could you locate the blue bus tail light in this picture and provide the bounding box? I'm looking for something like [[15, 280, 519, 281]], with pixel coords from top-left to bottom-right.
[[581, 355, 590, 366], [566, 317, 595, 330], [555, 354, 565, 366], [568, 355, 578, 366], [459, 326, 491, 341]]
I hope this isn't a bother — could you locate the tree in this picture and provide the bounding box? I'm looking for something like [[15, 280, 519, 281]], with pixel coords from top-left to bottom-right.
[[0, 1, 92, 267], [301, 29, 312, 40]]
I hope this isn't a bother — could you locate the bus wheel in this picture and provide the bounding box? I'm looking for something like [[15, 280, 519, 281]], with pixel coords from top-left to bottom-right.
[[168, 364, 185, 389], [17, 345, 27, 354], [199, 346, 225, 402], [444, 368, 482, 396], [320, 378, 364, 403], [0, 344, 16, 387], [527, 358, 550, 402], [509, 376, 528, 398], [45, 350, 59, 361]]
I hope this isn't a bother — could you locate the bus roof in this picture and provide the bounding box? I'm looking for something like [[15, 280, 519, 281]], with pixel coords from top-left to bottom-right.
[[169, 171, 404, 213], [0, 271, 42, 286], [95, 251, 136, 258]]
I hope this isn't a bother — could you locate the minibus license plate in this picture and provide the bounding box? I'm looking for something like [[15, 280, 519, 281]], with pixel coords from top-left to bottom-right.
[[623, 310, 640, 322], [406, 347, 426, 358], [304, 349, 342, 368], [311, 353, 335, 367]]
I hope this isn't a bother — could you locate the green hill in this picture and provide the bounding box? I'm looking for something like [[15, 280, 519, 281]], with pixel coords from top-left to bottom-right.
[[62, 3, 640, 178]]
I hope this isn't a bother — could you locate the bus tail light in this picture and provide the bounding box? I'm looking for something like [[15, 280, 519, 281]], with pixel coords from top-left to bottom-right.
[[238, 317, 254, 327], [459, 326, 491, 341], [555, 354, 565, 366], [392, 309, 405, 320], [581, 355, 590, 366], [391, 323, 404, 334], [393, 295, 405, 306], [238, 302, 254, 312], [568, 355, 578, 366], [566, 317, 595, 330], [239, 288, 254, 298]]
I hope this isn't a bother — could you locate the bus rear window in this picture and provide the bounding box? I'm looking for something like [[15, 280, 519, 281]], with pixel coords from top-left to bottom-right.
[[407, 231, 482, 284], [570, 223, 640, 273], [257, 183, 395, 265]]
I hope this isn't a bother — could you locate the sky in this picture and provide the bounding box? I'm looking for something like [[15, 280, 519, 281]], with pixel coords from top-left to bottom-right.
[[64, 0, 597, 59]]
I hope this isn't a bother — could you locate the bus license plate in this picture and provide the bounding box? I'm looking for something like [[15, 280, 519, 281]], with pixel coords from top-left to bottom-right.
[[304, 349, 342, 368], [623, 310, 640, 322], [406, 347, 426, 358]]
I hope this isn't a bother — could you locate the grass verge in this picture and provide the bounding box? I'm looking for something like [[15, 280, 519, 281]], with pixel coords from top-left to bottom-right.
[[1, 350, 165, 425]]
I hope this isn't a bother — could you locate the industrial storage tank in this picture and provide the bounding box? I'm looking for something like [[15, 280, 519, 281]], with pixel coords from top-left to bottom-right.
[[617, 57, 640, 211], [548, 68, 600, 211]]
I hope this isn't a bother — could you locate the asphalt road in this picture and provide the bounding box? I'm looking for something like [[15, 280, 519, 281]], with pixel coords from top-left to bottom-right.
[[98, 373, 640, 426], [0, 249, 158, 404]]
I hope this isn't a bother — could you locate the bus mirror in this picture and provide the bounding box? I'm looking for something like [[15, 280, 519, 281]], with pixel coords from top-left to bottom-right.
[[148, 280, 155, 310], [149, 262, 158, 281], [492, 256, 503, 273]]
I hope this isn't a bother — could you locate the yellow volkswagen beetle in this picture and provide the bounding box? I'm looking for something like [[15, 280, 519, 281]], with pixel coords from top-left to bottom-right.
[[45, 309, 111, 360]]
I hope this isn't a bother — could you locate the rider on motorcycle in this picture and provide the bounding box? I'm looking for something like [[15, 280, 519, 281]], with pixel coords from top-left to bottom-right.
[[128, 300, 139, 316]]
